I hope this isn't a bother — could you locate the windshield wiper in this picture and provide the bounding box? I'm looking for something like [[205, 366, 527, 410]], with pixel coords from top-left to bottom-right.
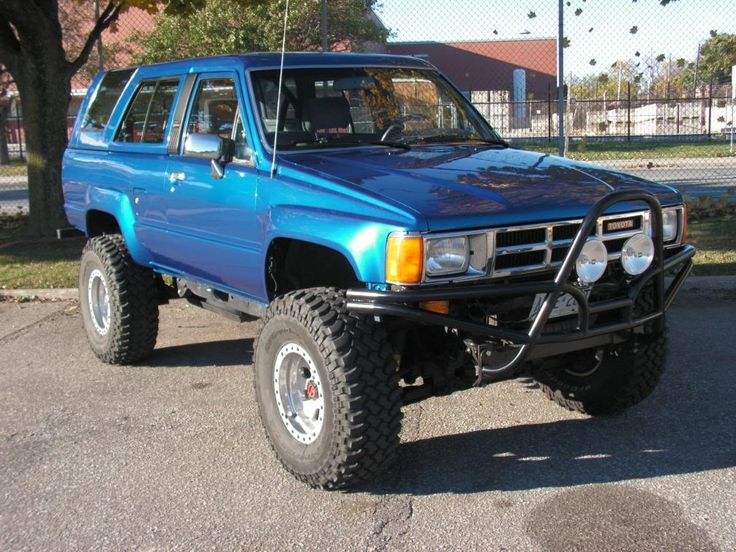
[[289, 137, 412, 151], [289, 137, 365, 148], [407, 134, 509, 148], [368, 140, 411, 150], [467, 137, 510, 148]]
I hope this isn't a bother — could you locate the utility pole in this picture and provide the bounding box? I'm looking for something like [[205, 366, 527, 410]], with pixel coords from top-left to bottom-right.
[[693, 42, 701, 97], [320, 0, 328, 52], [564, 74, 571, 156], [557, 0, 565, 157], [731, 65, 735, 154]]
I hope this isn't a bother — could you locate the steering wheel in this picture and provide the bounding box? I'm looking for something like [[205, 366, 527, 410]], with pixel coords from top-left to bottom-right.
[[380, 112, 430, 142]]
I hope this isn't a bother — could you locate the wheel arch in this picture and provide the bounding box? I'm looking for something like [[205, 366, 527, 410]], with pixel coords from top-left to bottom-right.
[[264, 237, 363, 301]]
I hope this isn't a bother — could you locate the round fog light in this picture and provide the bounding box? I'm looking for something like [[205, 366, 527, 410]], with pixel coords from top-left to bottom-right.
[[575, 239, 608, 283], [621, 233, 654, 275]]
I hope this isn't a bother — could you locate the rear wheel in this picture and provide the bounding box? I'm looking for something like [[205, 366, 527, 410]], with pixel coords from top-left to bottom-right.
[[254, 288, 402, 489], [79, 234, 159, 364]]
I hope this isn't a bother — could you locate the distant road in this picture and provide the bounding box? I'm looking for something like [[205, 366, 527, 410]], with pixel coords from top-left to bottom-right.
[[2, 156, 734, 215], [598, 156, 736, 200]]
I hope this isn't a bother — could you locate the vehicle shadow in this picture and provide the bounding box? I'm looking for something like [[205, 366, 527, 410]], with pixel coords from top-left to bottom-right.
[[363, 348, 736, 496], [143, 338, 253, 368]]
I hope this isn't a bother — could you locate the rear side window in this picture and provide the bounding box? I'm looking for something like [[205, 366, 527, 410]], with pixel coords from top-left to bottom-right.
[[116, 77, 180, 143], [81, 69, 135, 131]]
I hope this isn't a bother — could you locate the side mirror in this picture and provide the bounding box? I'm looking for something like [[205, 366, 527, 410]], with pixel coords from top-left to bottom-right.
[[183, 133, 234, 179], [183, 133, 224, 160]]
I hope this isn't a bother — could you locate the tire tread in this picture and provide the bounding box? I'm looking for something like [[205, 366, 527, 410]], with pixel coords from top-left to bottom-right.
[[253, 287, 402, 489]]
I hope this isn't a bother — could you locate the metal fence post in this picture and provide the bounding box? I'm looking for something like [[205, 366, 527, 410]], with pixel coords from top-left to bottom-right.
[[627, 82, 631, 142], [557, 0, 565, 156], [320, 0, 328, 52], [547, 84, 552, 143], [707, 79, 713, 138]]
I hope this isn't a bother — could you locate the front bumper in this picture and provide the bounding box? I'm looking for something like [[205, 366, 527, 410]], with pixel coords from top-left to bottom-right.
[[346, 190, 696, 379]]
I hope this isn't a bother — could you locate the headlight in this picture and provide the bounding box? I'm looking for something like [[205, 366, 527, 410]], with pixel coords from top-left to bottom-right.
[[425, 236, 469, 276], [662, 208, 679, 242]]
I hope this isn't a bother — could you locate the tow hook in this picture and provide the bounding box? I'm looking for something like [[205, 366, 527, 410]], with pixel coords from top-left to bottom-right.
[[464, 338, 492, 386]]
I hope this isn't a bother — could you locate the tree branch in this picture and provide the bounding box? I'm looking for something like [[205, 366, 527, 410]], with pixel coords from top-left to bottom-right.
[[0, 1, 47, 39], [0, 18, 21, 73], [66, 0, 124, 76]]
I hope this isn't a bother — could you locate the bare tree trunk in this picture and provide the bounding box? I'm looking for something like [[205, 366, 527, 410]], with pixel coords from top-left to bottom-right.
[[14, 43, 71, 235], [0, 1, 124, 237]]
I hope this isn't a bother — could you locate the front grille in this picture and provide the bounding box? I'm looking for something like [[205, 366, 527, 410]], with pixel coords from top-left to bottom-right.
[[496, 228, 546, 248], [552, 224, 581, 241], [494, 250, 546, 271], [489, 211, 650, 277], [604, 238, 628, 255]]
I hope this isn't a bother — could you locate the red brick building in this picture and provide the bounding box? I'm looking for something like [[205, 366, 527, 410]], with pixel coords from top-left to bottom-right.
[[385, 38, 557, 99]]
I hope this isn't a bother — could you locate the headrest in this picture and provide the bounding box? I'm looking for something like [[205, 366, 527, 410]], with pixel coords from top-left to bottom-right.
[[302, 96, 351, 131]]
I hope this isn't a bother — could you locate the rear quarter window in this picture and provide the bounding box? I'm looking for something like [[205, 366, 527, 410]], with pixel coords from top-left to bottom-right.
[[81, 69, 135, 132]]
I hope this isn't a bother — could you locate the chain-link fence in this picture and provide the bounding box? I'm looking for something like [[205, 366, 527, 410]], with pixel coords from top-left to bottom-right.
[[379, 0, 735, 204], [2, 0, 735, 218], [0, 98, 26, 217]]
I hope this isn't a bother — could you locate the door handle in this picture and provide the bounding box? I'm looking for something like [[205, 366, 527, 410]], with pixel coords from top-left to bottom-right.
[[169, 171, 186, 182]]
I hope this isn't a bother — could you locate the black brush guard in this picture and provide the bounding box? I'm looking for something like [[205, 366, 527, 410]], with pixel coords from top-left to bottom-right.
[[347, 190, 696, 382]]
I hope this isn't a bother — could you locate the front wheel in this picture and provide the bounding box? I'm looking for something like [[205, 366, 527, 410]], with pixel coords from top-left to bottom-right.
[[253, 288, 402, 489], [532, 327, 667, 416]]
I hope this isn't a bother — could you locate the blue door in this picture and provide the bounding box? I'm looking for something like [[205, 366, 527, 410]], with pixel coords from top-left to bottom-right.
[[160, 73, 263, 300]]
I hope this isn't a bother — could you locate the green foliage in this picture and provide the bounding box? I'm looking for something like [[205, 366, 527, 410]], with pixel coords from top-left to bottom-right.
[[131, 0, 388, 64], [698, 33, 736, 82], [665, 33, 736, 96]]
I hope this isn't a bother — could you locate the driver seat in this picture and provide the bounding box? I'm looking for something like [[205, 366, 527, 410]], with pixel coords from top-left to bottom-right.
[[302, 96, 352, 133]]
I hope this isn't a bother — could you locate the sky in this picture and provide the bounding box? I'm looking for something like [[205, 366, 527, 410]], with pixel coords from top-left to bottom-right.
[[375, 0, 736, 77]]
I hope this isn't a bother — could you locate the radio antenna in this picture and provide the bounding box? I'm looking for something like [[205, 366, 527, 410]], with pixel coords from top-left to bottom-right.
[[270, 0, 290, 178]]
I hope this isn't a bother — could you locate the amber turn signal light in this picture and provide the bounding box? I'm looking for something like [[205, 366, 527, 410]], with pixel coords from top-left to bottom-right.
[[419, 300, 450, 315], [386, 235, 423, 284], [681, 205, 688, 244]]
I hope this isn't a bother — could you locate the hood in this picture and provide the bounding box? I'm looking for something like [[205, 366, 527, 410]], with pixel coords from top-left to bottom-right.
[[284, 145, 681, 232]]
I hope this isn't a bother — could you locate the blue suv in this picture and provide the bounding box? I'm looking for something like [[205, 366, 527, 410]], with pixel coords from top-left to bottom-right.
[[63, 53, 695, 489]]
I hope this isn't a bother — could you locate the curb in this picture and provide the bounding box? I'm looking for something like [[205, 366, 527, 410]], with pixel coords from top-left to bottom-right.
[[1, 276, 734, 303], [0, 288, 79, 301]]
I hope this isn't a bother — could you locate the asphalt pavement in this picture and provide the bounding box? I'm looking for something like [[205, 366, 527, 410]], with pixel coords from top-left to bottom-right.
[[1, 293, 735, 551]]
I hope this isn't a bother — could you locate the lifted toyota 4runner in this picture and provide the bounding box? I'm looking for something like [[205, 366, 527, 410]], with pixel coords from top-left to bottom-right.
[[63, 53, 695, 489]]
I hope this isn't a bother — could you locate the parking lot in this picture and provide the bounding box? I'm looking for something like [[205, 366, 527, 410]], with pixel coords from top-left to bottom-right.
[[1, 292, 734, 551]]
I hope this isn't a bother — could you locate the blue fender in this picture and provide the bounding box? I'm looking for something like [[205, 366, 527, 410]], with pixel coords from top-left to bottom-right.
[[85, 186, 153, 265]]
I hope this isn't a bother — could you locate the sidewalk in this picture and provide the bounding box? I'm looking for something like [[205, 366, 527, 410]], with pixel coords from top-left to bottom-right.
[[598, 156, 736, 170]]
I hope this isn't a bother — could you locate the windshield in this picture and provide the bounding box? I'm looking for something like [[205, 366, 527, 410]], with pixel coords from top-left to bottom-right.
[[250, 66, 503, 150]]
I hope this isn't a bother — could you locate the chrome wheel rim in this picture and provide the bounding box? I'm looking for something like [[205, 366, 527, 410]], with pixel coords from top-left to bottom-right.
[[88, 269, 110, 336], [273, 342, 324, 444]]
